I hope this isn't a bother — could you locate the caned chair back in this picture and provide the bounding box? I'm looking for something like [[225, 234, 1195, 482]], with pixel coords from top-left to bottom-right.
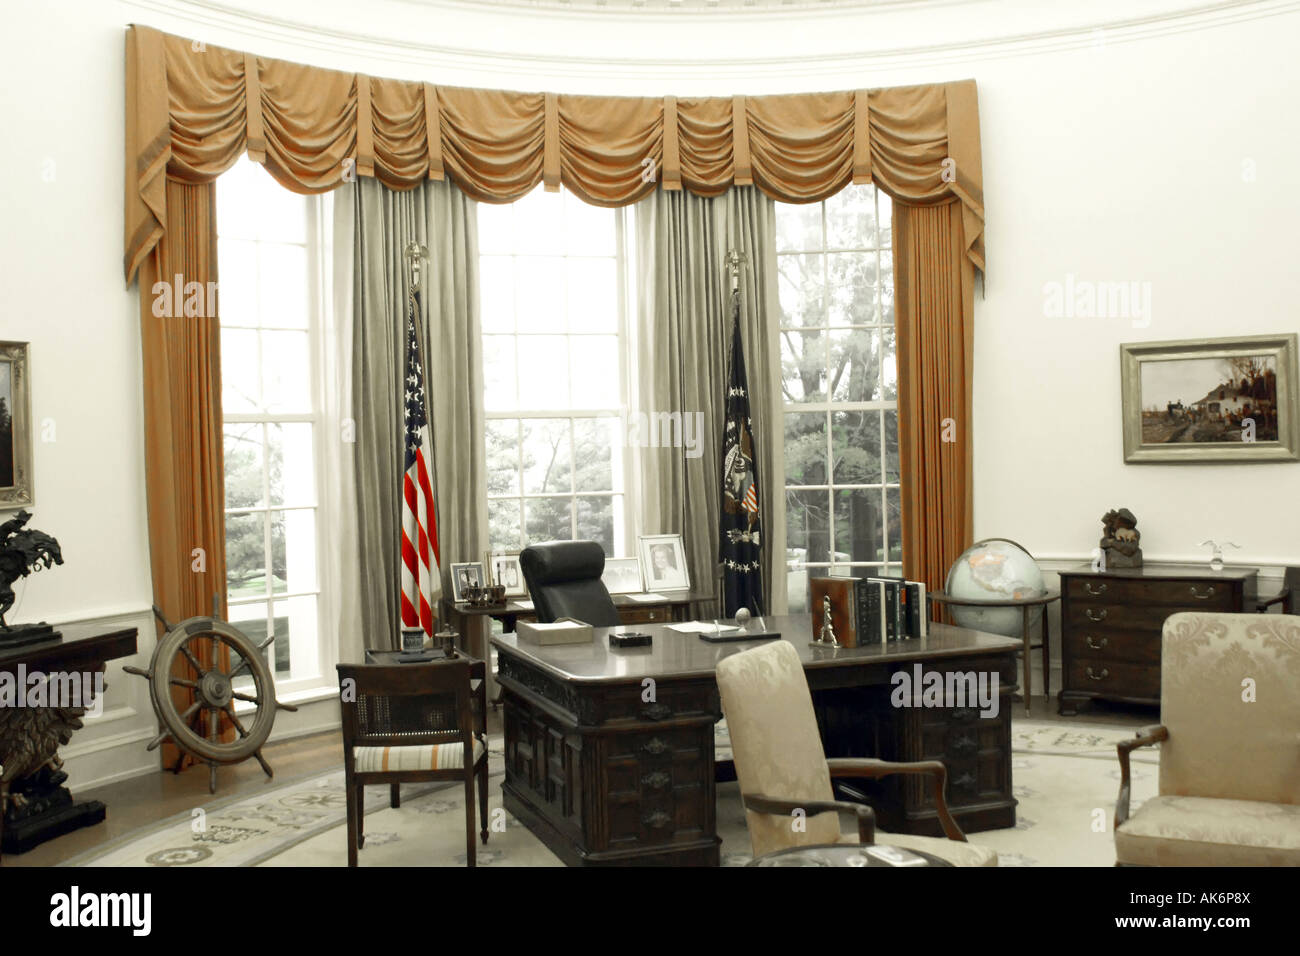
[[716, 639, 840, 857], [336, 660, 474, 755], [1160, 613, 1300, 804]]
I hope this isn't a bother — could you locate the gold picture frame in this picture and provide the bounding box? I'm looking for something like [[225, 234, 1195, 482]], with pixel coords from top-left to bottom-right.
[[1120, 334, 1300, 463], [0, 342, 34, 508]]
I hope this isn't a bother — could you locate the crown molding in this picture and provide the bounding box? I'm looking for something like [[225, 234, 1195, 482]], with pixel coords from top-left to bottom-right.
[[120, 0, 1300, 87]]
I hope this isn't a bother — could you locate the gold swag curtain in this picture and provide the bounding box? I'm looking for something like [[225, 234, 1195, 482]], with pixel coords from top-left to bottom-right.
[[123, 25, 984, 281]]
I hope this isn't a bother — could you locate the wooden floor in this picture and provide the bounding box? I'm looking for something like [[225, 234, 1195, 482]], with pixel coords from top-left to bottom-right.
[[5, 691, 1154, 866]]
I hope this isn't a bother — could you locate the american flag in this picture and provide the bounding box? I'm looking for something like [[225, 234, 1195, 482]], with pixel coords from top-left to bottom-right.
[[400, 289, 441, 636]]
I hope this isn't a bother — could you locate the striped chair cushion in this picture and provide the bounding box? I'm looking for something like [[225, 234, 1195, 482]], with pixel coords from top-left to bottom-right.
[[354, 737, 485, 773]]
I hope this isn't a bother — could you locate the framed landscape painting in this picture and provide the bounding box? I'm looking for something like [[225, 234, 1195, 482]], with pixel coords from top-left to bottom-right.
[[1120, 334, 1300, 463], [0, 342, 33, 508]]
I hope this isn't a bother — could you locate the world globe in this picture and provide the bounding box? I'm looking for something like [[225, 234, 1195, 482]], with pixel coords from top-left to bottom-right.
[[944, 539, 1046, 637]]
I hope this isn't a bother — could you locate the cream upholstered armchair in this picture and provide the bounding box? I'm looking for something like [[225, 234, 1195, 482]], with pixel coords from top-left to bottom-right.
[[716, 639, 996, 866], [1114, 612, 1300, 866]]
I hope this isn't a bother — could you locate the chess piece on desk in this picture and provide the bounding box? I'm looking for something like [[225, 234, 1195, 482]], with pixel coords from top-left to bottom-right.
[[812, 595, 840, 648]]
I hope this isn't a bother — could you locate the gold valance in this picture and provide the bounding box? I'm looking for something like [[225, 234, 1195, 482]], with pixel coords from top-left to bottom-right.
[[125, 24, 984, 283]]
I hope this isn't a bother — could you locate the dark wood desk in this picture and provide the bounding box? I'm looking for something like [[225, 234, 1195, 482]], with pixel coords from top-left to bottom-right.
[[492, 616, 1020, 867], [0, 624, 138, 858]]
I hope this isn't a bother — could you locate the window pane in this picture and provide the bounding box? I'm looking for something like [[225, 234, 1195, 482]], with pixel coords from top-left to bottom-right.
[[273, 596, 317, 676], [261, 330, 311, 413], [827, 253, 879, 327], [517, 337, 570, 409], [784, 412, 827, 486], [217, 158, 307, 243], [777, 254, 825, 327], [886, 486, 902, 561], [217, 239, 258, 326], [879, 196, 893, 248], [513, 187, 564, 255], [221, 328, 261, 412], [482, 336, 518, 411], [879, 250, 895, 325], [569, 336, 618, 407], [881, 328, 898, 401], [884, 409, 899, 483], [227, 600, 270, 658], [785, 489, 830, 566], [258, 244, 309, 329], [477, 202, 515, 255], [575, 495, 614, 553], [832, 410, 881, 485], [525, 496, 573, 543], [515, 257, 565, 332], [224, 423, 265, 510], [226, 511, 266, 600], [565, 196, 616, 256], [829, 329, 882, 403], [835, 489, 883, 563], [780, 330, 827, 404], [573, 418, 614, 492], [479, 257, 515, 333], [775, 202, 821, 253], [268, 422, 314, 507], [488, 498, 523, 551], [485, 420, 521, 496], [825, 184, 878, 249], [522, 419, 571, 494], [567, 258, 617, 332], [276, 507, 318, 594]]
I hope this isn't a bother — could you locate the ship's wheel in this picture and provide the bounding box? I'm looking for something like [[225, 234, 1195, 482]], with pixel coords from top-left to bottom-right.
[[125, 605, 299, 793]]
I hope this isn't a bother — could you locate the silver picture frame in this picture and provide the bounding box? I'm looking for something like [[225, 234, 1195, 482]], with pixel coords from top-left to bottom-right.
[[1120, 333, 1300, 463], [600, 556, 644, 595], [0, 341, 34, 509], [449, 561, 485, 603], [486, 550, 528, 598], [637, 533, 690, 592]]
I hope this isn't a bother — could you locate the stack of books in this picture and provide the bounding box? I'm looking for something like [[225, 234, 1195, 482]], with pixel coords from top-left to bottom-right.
[[809, 574, 929, 648]]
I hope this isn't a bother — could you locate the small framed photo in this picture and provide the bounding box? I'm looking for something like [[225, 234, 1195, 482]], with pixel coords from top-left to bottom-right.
[[449, 562, 484, 603], [601, 557, 644, 595], [0, 341, 34, 509], [487, 551, 528, 598], [1121, 334, 1300, 463], [638, 534, 690, 591]]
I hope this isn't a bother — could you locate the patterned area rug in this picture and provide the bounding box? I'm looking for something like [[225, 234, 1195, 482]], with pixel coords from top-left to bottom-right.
[[66, 720, 1157, 868]]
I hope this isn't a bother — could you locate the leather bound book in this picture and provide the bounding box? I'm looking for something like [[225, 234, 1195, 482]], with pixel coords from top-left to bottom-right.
[[809, 577, 862, 647]]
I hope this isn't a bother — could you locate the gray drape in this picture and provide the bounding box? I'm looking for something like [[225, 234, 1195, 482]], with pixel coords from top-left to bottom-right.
[[633, 187, 781, 618], [344, 176, 485, 650]]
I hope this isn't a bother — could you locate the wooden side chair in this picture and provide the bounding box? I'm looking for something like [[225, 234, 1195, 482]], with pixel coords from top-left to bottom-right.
[[1256, 566, 1299, 614], [716, 639, 997, 866], [337, 658, 489, 866]]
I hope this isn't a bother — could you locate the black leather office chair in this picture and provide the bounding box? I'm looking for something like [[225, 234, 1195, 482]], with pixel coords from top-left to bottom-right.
[[519, 541, 621, 627]]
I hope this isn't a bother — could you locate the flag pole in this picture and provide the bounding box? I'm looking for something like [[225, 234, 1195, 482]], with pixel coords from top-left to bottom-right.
[[402, 240, 440, 631]]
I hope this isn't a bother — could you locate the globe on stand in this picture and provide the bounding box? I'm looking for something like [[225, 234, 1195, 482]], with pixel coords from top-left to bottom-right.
[[945, 539, 1046, 637]]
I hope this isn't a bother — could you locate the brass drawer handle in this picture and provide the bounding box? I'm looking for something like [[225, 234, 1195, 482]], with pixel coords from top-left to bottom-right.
[[1085, 635, 1108, 650], [1084, 582, 1108, 596], [1085, 608, 1108, 622], [642, 810, 671, 829], [1086, 666, 1110, 681], [647, 611, 660, 621], [641, 703, 672, 721], [1190, 585, 1216, 600], [641, 737, 668, 755], [641, 770, 671, 790]]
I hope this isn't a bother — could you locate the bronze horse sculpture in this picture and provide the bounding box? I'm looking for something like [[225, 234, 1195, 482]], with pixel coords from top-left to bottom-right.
[[0, 510, 63, 632]]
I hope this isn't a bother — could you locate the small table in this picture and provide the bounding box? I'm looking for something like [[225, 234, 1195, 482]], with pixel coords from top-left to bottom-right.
[[748, 844, 953, 867], [928, 589, 1061, 715]]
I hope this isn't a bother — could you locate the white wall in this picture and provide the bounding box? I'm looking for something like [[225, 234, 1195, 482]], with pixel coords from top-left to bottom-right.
[[1, 0, 1294, 785]]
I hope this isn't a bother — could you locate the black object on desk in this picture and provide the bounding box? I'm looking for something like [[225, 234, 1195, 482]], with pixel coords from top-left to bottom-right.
[[609, 631, 652, 647], [697, 627, 781, 643]]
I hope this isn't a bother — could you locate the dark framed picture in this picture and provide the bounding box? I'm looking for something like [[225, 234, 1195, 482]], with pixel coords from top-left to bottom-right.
[[1121, 334, 1300, 463], [0, 342, 33, 508], [450, 562, 484, 602]]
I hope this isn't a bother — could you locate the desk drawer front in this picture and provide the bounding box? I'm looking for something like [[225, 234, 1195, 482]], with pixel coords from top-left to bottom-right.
[[604, 729, 711, 848], [618, 606, 668, 625], [1065, 629, 1160, 664], [1065, 577, 1235, 609], [1066, 658, 1158, 700], [1066, 603, 1186, 632]]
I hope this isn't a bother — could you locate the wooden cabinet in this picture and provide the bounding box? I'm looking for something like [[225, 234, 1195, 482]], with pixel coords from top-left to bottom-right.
[[1058, 565, 1257, 714]]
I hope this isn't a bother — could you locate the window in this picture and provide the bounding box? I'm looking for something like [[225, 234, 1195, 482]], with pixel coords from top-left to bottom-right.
[[477, 187, 631, 556], [777, 185, 899, 613], [217, 158, 325, 688]]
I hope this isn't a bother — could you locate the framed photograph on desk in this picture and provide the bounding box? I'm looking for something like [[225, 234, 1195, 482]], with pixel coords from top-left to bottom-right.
[[487, 551, 528, 598], [449, 562, 484, 602], [638, 534, 690, 591], [601, 556, 643, 595]]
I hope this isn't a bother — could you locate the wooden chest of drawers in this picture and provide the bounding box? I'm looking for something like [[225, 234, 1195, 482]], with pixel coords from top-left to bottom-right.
[[1058, 565, 1257, 714]]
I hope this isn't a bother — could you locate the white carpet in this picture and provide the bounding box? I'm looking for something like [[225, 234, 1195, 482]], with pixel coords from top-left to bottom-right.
[[66, 719, 1158, 867]]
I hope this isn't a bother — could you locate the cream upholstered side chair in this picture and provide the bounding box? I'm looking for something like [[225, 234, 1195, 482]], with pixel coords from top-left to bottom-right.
[[716, 639, 997, 866], [1114, 612, 1300, 866]]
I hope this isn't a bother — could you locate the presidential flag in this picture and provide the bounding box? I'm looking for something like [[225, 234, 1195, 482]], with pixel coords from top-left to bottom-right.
[[400, 289, 441, 636], [719, 293, 765, 617]]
